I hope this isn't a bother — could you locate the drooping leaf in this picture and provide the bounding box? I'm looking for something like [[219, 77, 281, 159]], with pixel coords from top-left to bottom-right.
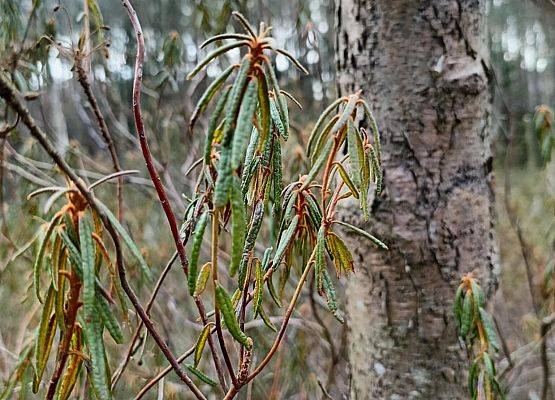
[[203, 86, 231, 164], [96, 294, 123, 344], [257, 73, 271, 149], [272, 215, 299, 270], [252, 259, 264, 317], [259, 305, 277, 332], [336, 163, 359, 199], [238, 200, 264, 287], [34, 212, 63, 303], [310, 115, 338, 163], [479, 307, 499, 352], [230, 178, 246, 276], [200, 33, 252, 48], [190, 64, 236, 133], [460, 290, 473, 338], [346, 119, 363, 190], [321, 268, 343, 323], [302, 139, 334, 190], [96, 201, 150, 279], [193, 262, 212, 297], [231, 78, 258, 169], [215, 283, 251, 348], [267, 271, 282, 308], [187, 41, 248, 79], [33, 285, 56, 393], [185, 364, 218, 387], [79, 217, 111, 400], [307, 97, 343, 157], [188, 211, 209, 295], [326, 232, 355, 275], [334, 220, 387, 250], [194, 322, 214, 368]]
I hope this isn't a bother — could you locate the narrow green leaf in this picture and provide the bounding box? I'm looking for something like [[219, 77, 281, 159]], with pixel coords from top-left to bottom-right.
[[483, 352, 495, 378], [252, 259, 264, 317], [270, 97, 286, 139], [326, 232, 354, 275], [79, 217, 111, 400], [230, 178, 246, 276], [188, 211, 209, 295], [231, 79, 258, 169], [215, 57, 252, 207], [231, 11, 257, 38], [34, 213, 63, 303], [238, 200, 264, 287], [321, 268, 343, 323], [336, 163, 359, 199], [368, 144, 382, 196], [203, 86, 231, 164], [187, 41, 248, 79], [461, 291, 473, 338], [274, 48, 309, 75], [200, 33, 251, 48], [315, 227, 326, 294], [305, 194, 322, 230], [454, 285, 464, 326], [311, 115, 339, 164], [96, 294, 123, 344], [479, 307, 499, 352], [301, 139, 333, 190], [361, 100, 381, 163], [215, 283, 251, 348], [193, 262, 211, 297], [271, 137, 283, 239], [468, 360, 479, 397], [346, 119, 363, 190], [471, 280, 485, 308], [194, 322, 214, 368], [334, 220, 387, 250], [185, 364, 218, 387], [96, 201, 150, 279], [33, 286, 56, 393], [50, 233, 63, 291], [259, 305, 277, 332], [190, 64, 236, 133], [272, 215, 299, 270], [267, 272, 282, 307], [307, 97, 343, 157], [257, 73, 271, 149]]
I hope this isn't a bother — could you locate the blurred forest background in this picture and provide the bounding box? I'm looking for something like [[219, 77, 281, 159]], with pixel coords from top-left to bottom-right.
[[0, 0, 554, 399]]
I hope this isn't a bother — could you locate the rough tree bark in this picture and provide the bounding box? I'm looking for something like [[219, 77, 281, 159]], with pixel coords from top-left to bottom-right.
[[335, 1, 498, 398]]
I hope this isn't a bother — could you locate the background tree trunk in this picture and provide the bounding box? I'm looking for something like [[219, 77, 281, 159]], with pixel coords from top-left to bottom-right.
[[335, 1, 498, 398]]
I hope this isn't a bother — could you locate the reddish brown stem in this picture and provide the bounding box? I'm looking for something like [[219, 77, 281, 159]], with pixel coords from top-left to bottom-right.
[[45, 270, 81, 400], [121, 1, 227, 394], [211, 210, 239, 388], [121, 0, 188, 276]]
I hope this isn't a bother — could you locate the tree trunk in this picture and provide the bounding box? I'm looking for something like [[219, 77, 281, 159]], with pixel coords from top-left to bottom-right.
[[335, 1, 498, 398]]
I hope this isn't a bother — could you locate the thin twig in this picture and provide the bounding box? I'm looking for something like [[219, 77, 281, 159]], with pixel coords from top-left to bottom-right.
[[75, 55, 124, 221], [212, 210, 239, 388], [541, 313, 555, 400]]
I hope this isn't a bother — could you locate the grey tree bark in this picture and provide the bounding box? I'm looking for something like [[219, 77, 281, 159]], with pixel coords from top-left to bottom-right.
[[335, 1, 498, 398]]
